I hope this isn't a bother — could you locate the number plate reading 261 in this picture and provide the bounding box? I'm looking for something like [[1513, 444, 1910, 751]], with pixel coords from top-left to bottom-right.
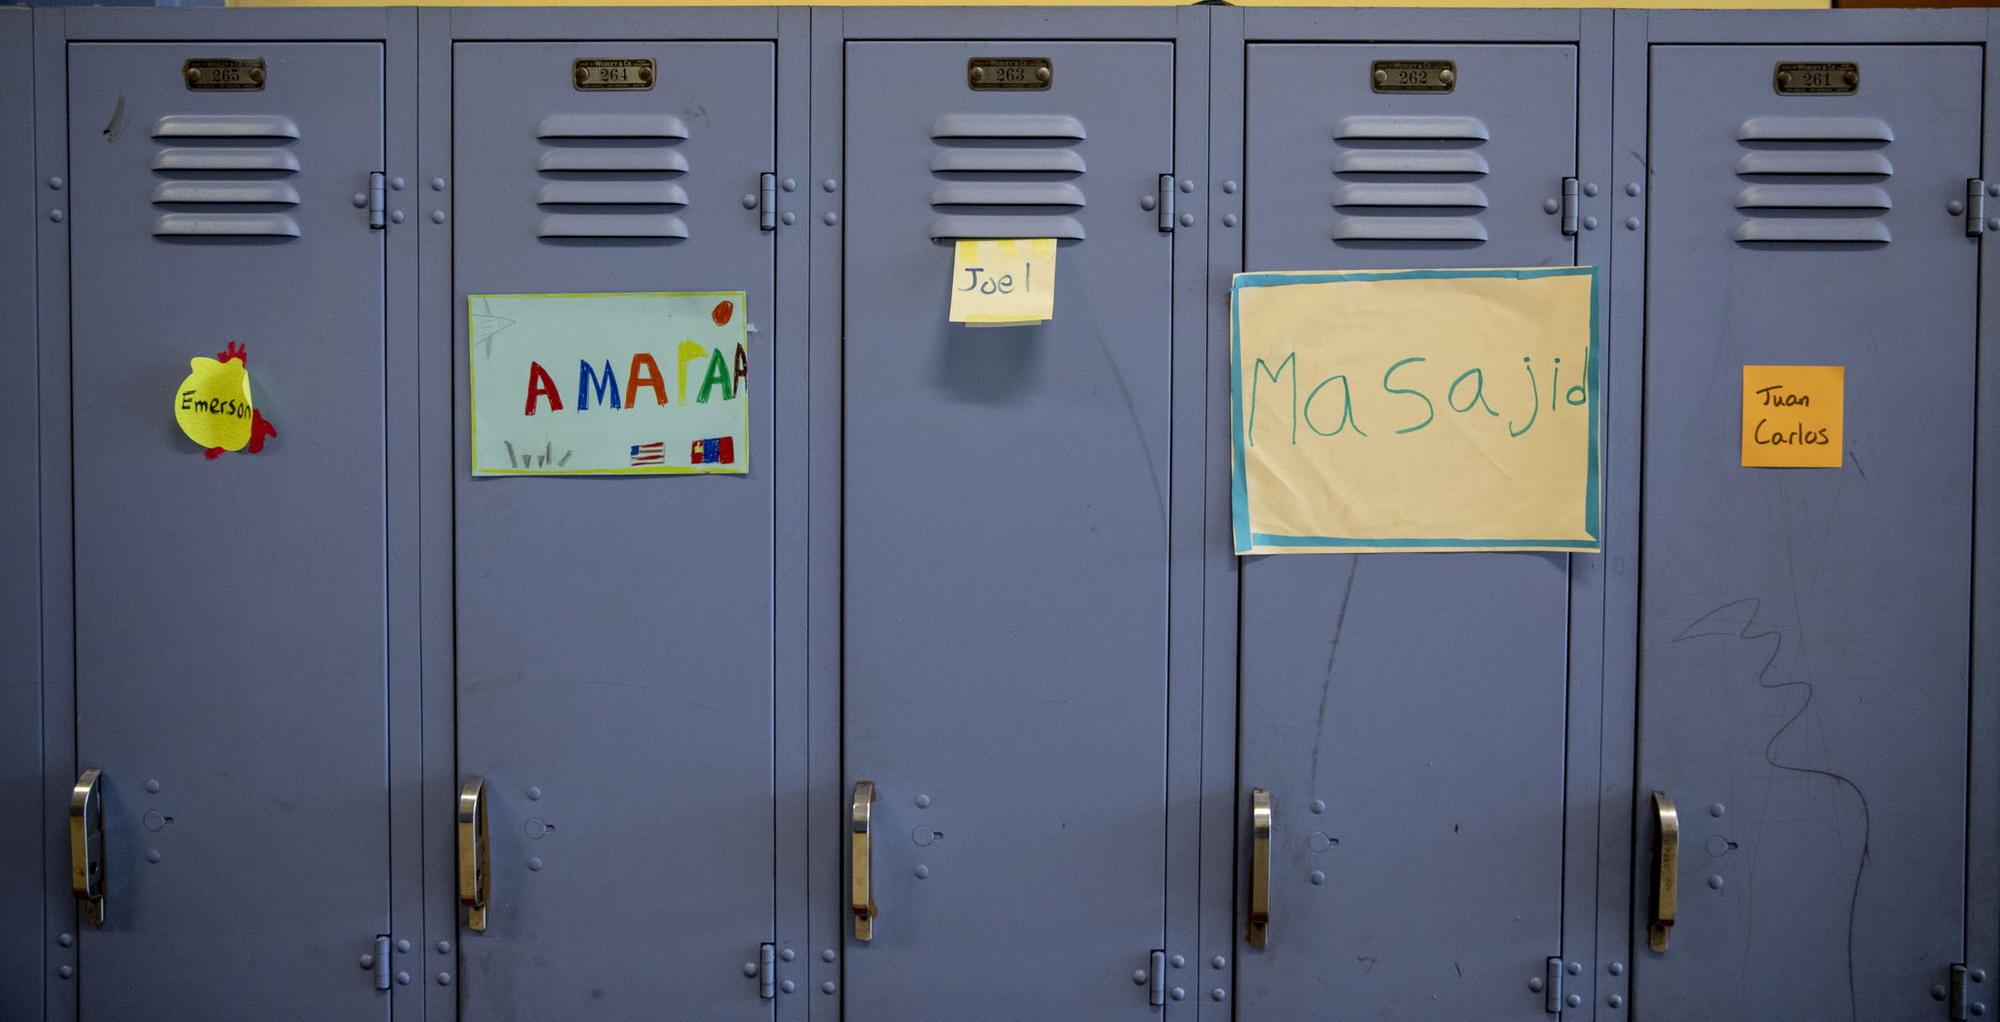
[[968, 57, 1052, 91], [1774, 62, 1858, 95], [183, 58, 265, 91], [1372, 60, 1455, 94], [573, 58, 655, 91]]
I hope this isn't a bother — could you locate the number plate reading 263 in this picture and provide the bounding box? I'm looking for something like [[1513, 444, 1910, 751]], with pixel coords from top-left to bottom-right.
[[968, 57, 1052, 91], [1774, 62, 1858, 95], [573, 58, 655, 91], [1372, 60, 1455, 94]]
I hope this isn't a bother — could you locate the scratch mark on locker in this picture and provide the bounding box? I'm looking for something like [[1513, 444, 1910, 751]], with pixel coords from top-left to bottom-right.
[[102, 94, 127, 141], [1847, 450, 1865, 479], [1311, 559, 1361, 794], [1674, 597, 1871, 1022]]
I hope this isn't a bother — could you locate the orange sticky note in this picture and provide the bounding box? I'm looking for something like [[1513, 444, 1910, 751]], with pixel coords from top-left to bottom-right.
[[1741, 365, 1843, 468]]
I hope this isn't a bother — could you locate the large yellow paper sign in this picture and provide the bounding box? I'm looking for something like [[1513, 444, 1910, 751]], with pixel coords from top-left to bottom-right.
[[948, 238, 1055, 326], [1230, 267, 1600, 554], [1741, 365, 1842, 468]]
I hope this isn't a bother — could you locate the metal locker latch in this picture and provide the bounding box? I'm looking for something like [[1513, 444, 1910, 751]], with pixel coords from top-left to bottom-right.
[[1966, 180, 1984, 237], [759, 942, 776, 1000], [1560, 178, 1580, 237], [759, 173, 777, 232], [458, 777, 489, 932], [374, 935, 392, 991], [1649, 791, 1679, 953], [70, 770, 105, 926], [1544, 956, 1564, 1014], [1157, 174, 1175, 232], [851, 781, 877, 941], [1148, 950, 1167, 1006]]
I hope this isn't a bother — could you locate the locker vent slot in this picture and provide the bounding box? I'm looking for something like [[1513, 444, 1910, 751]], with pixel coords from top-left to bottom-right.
[[1734, 116, 1893, 245], [151, 114, 303, 239], [929, 113, 1087, 241], [535, 114, 690, 241], [1331, 116, 1491, 244]]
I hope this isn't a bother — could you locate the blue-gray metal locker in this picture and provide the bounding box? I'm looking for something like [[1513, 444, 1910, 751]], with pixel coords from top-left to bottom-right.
[[1627, 18, 1984, 1020], [827, 9, 1207, 1016], [52, 29, 398, 1017], [1214, 10, 1614, 1017], [445, 13, 806, 1015], [1, 9, 42, 1020]]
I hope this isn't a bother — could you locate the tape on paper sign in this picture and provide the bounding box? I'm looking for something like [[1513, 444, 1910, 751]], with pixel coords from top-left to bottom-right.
[[1229, 267, 1601, 555], [468, 292, 749, 476], [949, 238, 1055, 326]]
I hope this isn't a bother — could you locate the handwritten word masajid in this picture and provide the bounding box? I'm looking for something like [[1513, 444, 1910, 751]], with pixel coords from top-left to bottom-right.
[[523, 343, 748, 415], [1247, 352, 1586, 445]]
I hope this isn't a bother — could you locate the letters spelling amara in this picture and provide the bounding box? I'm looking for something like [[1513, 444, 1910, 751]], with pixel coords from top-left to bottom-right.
[[522, 341, 748, 416], [1248, 351, 1586, 443]]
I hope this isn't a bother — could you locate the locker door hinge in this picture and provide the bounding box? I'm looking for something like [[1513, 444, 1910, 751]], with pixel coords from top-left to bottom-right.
[[758, 942, 776, 999], [1157, 174, 1176, 232], [372, 935, 392, 991], [758, 173, 777, 231], [368, 172, 386, 231], [1947, 963, 1968, 1020], [1147, 950, 1166, 1006], [1965, 180, 1984, 237], [1543, 956, 1563, 1013], [1560, 178, 1579, 237]]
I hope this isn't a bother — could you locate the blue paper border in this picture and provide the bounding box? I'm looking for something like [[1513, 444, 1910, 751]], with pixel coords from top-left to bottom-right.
[[1229, 266, 1602, 554]]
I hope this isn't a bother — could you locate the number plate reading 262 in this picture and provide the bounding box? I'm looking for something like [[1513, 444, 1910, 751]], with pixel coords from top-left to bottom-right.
[[1774, 62, 1858, 95], [968, 57, 1052, 91], [1372, 60, 1455, 94], [573, 58, 655, 91]]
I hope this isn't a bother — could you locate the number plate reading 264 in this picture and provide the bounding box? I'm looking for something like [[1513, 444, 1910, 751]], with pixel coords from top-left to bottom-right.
[[573, 58, 655, 91], [968, 57, 1052, 91], [1774, 62, 1858, 95], [1372, 60, 1455, 94]]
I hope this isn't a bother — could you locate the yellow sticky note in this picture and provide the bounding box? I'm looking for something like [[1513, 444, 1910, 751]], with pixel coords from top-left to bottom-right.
[[1741, 365, 1843, 467], [1231, 267, 1600, 554], [949, 238, 1055, 324], [173, 341, 277, 458]]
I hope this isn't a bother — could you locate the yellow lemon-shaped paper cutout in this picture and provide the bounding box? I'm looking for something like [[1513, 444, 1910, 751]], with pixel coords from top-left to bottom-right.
[[174, 356, 257, 451]]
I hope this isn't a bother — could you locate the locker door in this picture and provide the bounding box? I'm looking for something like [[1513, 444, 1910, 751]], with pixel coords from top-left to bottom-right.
[[841, 40, 1174, 1018], [450, 41, 777, 1017], [64, 42, 390, 1017], [1238, 43, 1579, 1018], [1635, 44, 1979, 1020]]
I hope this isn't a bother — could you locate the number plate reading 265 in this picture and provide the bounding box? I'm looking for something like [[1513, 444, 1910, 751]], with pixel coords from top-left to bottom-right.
[[184, 58, 265, 91], [1372, 60, 1455, 94], [573, 58, 655, 91], [968, 57, 1052, 91], [1774, 62, 1858, 95]]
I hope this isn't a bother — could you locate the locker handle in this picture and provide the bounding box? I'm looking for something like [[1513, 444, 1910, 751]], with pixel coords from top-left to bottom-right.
[[1247, 788, 1271, 949], [458, 777, 489, 932], [1649, 790, 1678, 952], [851, 781, 877, 942], [70, 769, 104, 926]]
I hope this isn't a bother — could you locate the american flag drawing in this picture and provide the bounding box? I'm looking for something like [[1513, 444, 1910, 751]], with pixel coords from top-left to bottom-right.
[[630, 442, 666, 467]]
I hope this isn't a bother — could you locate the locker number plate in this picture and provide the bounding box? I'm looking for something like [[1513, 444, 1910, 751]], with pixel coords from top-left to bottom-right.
[[183, 58, 265, 91], [1372, 60, 1455, 93], [573, 58, 655, 91], [968, 58, 1052, 91], [1774, 62, 1857, 95]]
